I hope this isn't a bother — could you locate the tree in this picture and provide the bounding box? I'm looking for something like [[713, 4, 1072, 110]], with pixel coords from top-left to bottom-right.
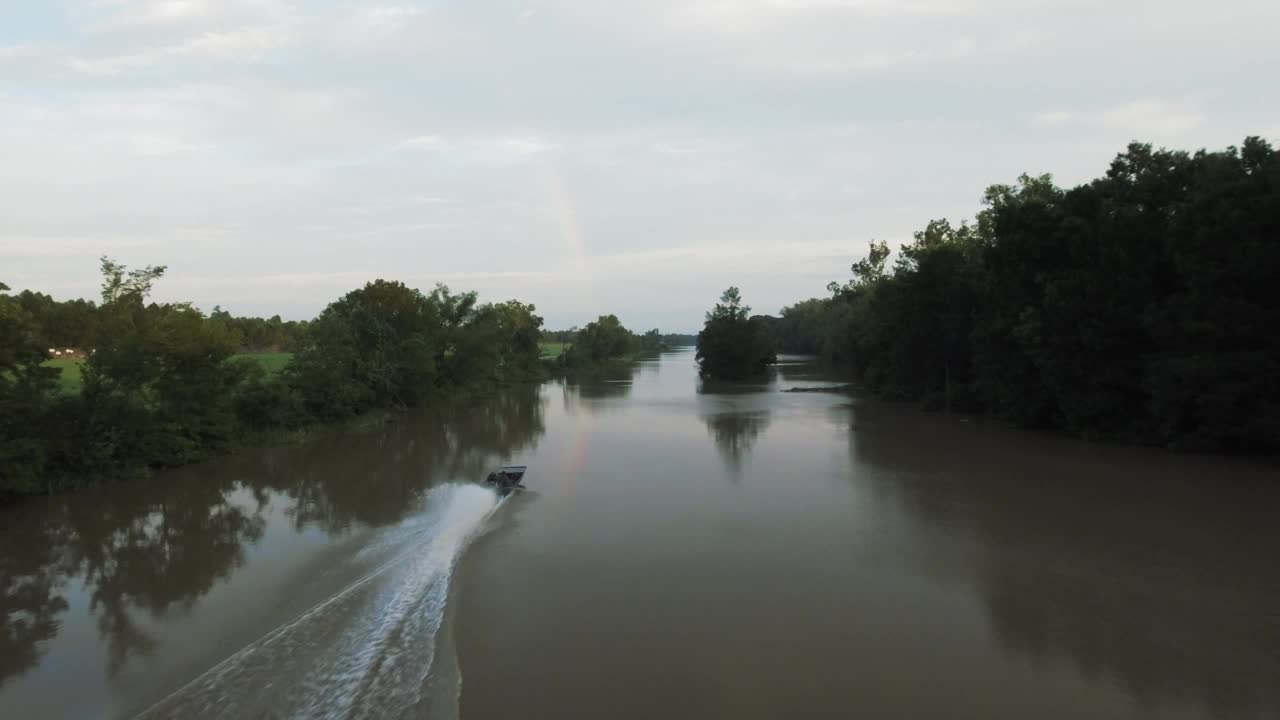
[[634, 328, 667, 354], [289, 280, 439, 420], [2, 262, 565, 502], [491, 301, 545, 381], [562, 314, 634, 366], [774, 137, 1280, 451], [77, 259, 242, 470], [696, 287, 776, 380], [99, 256, 166, 305], [0, 283, 60, 496]]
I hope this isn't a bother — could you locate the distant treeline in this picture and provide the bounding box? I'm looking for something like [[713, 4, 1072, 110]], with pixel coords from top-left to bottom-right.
[[768, 138, 1279, 452], [543, 327, 695, 348], [11, 288, 309, 352], [1, 260, 549, 501], [544, 323, 693, 369]]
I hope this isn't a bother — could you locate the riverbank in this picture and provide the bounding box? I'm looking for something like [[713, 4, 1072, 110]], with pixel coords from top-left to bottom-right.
[[3, 349, 1277, 719]]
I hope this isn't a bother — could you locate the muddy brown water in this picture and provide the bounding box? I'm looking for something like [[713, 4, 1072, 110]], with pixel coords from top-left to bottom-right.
[[1, 348, 1277, 719]]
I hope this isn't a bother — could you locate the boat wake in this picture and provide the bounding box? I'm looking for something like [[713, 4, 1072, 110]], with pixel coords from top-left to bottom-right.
[[136, 483, 500, 720]]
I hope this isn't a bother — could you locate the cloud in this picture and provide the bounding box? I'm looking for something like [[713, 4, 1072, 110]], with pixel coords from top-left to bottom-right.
[[354, 5, 426, 33], [68, 25, 294, 74], [2, 0, 1279, 329], [398, 134, 559, 161], [88, 0, 295, 32], [401, 135, 443, 148], [174, 269, 551, 290], [1036, 98, 1206, 137], [653, 142, 707, 154], [568, 0, 1074, 75], [1035, 110, 1073, 127], [0, 45, 39, 60], [52, 0, 302, 75]]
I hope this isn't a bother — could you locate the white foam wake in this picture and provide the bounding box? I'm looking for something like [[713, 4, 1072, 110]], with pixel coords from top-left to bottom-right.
[[136, 483, 499, 720]]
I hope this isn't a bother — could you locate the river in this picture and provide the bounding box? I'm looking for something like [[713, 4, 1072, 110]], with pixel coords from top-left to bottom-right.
[[1, 348, 1277, 719]]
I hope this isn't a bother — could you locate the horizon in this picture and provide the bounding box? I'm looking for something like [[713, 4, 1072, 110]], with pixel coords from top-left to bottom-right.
[[4, 0, 1279, 330]]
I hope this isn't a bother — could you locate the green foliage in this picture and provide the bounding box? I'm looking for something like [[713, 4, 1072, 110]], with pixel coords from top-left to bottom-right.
[[14, 279, 305, 359], [210, 307, 308, 352], [0, 283, 61, 498], [2, 267, 549, 502], [490, 300, 546, 381], [541, 328, 579, 344], [560, 314, 635, 366], [13, 291, 98, 348], [43, 358, 84, 395], [75, 268, 243, 471], [696, 287, 777, 380], [774, 137, 1280, 450], [539, 341, 568, 359], [231, 359, 306, 432], [288, 280, 440, 420], [98, 256, 166, 305], [633, 328, 673, 355], [659, 332, 697, 346], [545, 324, 683, 367], [43, 353, 289, 397], [243, 352, 293, 375]]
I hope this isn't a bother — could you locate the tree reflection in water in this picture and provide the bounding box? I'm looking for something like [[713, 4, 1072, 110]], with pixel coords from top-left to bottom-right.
[[0, 384, 546, 684], [703, 411, 771, 481], [0, 510, 69, 687], [843, 398, 1280, 718], [559, 367, 635, 418]]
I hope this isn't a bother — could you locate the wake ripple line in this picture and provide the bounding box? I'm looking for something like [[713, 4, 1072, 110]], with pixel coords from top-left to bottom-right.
[[133, 484, 500, 720]]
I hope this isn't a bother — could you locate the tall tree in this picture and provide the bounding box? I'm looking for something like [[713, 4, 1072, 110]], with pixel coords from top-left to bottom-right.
[[696, 287, 776, 380]]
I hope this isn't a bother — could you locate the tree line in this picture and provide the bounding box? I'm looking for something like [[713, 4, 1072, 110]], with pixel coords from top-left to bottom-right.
[[11, 284, 309, 353], [547, 319, 691, 368], [0, 259, 549, 501], [760, 137, 1279, 451], [0, 382, 546, 684]]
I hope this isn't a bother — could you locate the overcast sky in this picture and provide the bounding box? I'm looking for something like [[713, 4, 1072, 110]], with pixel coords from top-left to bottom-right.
[[3, 0, 1278, 331]]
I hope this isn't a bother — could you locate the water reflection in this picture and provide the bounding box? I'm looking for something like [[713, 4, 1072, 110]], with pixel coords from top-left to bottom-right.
[[702, 411, 772, 480], [844, 399, 1280, 718], [0, 511, 68, 687], [69, 480, 268, 677], [0, 385, 546, 687], [560, 366, 636, 416], [258, 386, 546, 532]]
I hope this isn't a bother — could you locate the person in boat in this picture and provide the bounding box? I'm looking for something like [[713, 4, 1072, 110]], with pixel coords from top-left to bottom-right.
[[486, 468, 523, 493]]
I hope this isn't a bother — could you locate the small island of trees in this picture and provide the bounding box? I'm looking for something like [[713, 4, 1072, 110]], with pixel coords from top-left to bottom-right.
[[695, 287, 777, 380]]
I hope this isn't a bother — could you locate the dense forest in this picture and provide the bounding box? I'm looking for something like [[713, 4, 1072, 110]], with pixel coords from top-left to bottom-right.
[[1, 257, 693, 502], [7, 137, 1275, 503], [551, 318, 685, 368], [543, 326, 694, 352], [1, 261, 557, 501], [11, 283, 309, 353], [767, 138, 1279, 451]]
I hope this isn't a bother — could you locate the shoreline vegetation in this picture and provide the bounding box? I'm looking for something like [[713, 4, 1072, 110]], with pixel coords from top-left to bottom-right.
[[5, 136, 1275, 503], [544, 316, 693, 372], [1, 265, 687, 504], [697, 138, 1277, 453]]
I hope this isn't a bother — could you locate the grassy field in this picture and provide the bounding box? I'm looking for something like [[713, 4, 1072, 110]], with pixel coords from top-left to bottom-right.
[[44, 358, 85, 395], [42, 352, 294, 395], [247, 352, 293, 375], [539, 342, 568, 359]]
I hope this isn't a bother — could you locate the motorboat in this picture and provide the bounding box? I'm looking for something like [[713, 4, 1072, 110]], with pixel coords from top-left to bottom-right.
[[485, 465, 527, 496]]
